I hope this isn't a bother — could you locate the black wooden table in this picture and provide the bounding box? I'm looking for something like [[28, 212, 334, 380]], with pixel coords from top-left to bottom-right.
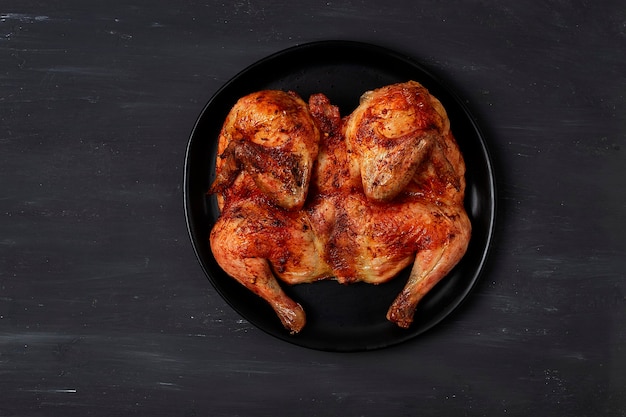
[[2, 1, 625, 416]]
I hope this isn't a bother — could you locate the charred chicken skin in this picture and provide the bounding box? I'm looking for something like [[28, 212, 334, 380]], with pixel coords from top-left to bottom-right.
[[209, 82, 471, 333]]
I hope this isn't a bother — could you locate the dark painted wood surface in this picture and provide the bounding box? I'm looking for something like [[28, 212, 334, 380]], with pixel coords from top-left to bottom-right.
[[1, 1, 625, 415]]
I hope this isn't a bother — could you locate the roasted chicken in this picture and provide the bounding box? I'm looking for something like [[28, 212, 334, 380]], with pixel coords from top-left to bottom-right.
[[209, 82, 471, 333]]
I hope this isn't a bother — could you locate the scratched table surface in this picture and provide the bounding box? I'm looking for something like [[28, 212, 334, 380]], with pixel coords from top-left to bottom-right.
[[1, 1, 625, 416]]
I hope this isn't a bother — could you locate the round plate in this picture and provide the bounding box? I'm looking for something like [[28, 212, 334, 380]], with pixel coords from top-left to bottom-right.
[[184, 40, 496, 352]]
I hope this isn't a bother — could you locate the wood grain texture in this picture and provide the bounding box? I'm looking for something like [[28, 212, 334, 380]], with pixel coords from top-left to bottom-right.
[[1, 0, 625, 416]]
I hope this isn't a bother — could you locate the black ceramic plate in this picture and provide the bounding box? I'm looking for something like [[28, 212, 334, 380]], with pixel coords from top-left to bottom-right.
[[184, 40, 496, 352]]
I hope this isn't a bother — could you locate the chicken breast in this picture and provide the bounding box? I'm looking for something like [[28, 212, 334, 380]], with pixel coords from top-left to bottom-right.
[[344, 80, 453, 202], [209, 90, 320, 211]]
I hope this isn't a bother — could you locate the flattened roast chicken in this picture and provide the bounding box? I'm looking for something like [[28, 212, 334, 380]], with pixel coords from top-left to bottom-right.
[[209, 81, 471, 333]]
